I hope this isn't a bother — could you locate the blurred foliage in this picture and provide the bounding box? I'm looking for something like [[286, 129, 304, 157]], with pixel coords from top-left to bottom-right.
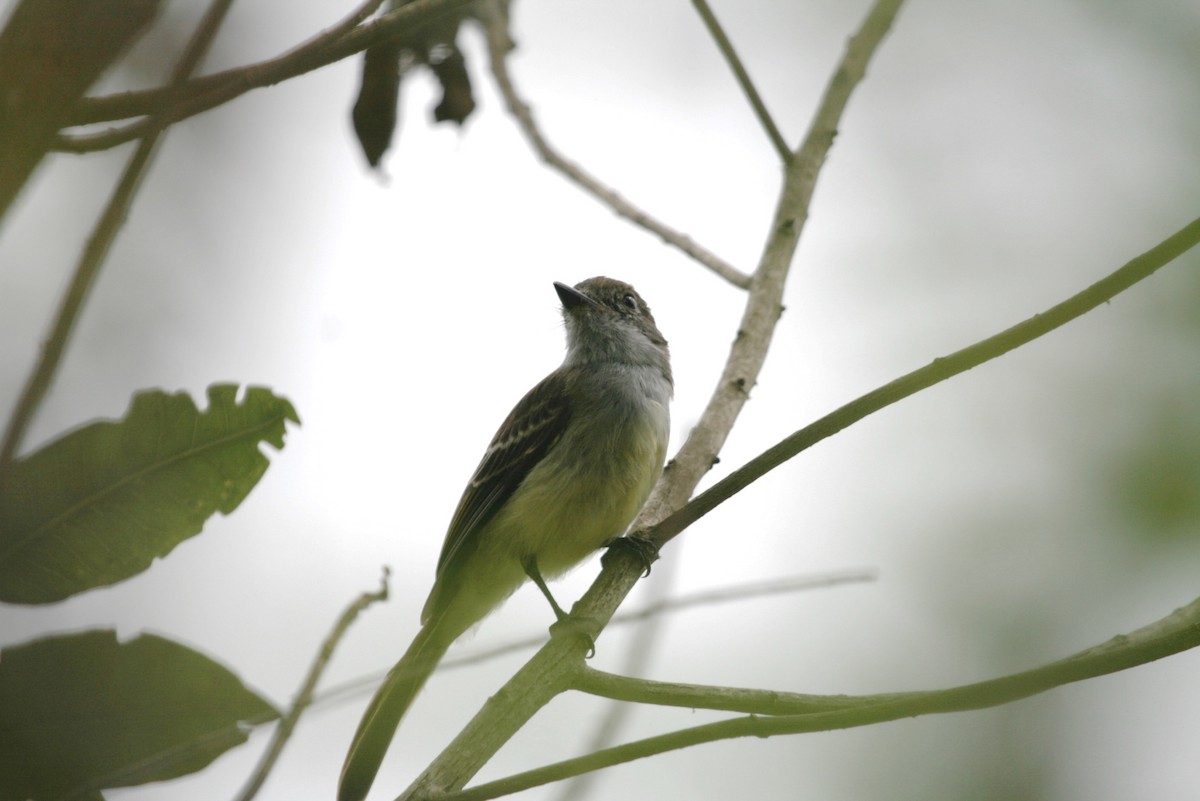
[[0, 630, 279, 801], [1113, 400, 1200, 541], [1108, 266, 1200, 545], [0, 0, 159, 218], [352, 2, 475, 167], [0, 385, 299, 604], [0, 1, 1198, 800]]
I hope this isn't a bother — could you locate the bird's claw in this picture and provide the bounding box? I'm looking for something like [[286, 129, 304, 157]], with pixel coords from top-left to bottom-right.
[[603, 534, 659, 577], [550, 616, 597, 658]]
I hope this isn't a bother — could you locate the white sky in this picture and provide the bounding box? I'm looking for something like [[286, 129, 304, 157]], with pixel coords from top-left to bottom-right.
[[2, 1, 1199, 800]]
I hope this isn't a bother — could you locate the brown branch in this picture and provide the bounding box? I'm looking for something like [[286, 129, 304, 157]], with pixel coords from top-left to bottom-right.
[[477, 1, 752, 290], [54, 0, 472, 153]]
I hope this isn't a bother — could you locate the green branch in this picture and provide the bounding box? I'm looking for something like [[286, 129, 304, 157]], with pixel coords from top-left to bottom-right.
[[447, 595, 1200, 800], [650, 214, 1200, 549]]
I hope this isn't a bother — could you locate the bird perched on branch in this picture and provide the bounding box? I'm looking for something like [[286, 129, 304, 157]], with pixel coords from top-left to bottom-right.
[[338, 276, 673, 801]]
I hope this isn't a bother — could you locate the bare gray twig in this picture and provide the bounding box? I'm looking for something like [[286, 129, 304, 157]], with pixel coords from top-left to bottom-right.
[[691, 0, 791, 163], [234, 570, 389, 801], [477, 1, 752, 290]]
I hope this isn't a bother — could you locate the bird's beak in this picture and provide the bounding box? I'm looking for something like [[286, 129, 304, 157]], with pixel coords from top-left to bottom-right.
[[554, 281, 597, 310]]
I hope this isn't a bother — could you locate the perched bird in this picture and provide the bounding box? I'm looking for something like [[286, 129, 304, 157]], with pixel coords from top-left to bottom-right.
[[338, 276, 673, 801]]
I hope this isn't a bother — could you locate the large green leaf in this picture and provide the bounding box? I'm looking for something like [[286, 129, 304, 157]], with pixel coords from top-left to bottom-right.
[[0, 629, 280, 800], [0, 384, 300, 604]]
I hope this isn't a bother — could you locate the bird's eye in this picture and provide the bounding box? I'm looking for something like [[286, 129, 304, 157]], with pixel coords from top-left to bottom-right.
[[622, 293, 637, 310]]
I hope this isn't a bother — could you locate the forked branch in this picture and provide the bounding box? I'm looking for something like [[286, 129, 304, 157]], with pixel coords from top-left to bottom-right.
[[445, 593, 1200, 800]]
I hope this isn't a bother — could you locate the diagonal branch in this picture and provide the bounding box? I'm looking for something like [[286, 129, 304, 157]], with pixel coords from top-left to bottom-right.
[[636, 0, 905, 535], [234, 571, 389, 801], [478, 1, 752, 290], [54, 0, 471, 153], [691, 0, 791, 163], [651, 213, 1200, 547]]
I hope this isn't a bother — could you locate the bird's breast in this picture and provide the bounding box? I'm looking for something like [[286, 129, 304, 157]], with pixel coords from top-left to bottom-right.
[[485, 380, 669, 577]]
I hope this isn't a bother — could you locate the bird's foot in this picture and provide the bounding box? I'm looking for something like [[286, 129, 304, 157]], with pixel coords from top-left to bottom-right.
[[549, 615, 597, 658], [603, 534, 659, 577]]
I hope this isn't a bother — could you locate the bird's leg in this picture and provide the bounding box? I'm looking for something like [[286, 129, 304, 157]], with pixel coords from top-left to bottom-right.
[[522, 557, 595, 657], [522, 557, 570, 622]]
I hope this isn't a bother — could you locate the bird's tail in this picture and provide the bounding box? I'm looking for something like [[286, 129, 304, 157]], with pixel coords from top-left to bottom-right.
[[337, 618, 454, 801]]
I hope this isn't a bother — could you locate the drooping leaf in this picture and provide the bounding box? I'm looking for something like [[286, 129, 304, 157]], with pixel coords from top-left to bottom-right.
[[0, 384, 300, 604], [347, 4, 474, 167], [352, 39, 403, 168], [430, 41, 475, 126], [0, 629, 280, 800]]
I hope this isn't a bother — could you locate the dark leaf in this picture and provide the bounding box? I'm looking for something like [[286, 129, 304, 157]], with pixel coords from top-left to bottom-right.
[[0, 630, 279, 800], [0, 384, 300, 604], [430, 44, 475, 126], [352, 40, 402, 168]]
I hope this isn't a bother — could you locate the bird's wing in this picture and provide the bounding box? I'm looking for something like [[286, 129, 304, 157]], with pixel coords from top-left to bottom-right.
[[433, 370, 572, 580]]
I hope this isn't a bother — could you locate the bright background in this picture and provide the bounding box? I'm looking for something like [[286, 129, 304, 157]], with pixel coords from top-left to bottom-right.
[[2, 1, 1199, 799]]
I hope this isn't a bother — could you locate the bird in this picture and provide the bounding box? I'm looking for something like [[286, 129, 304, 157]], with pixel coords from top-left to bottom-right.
[[337, 276, 673, 801]]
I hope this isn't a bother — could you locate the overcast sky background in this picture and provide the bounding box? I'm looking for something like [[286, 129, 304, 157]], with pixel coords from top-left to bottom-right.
[[2, 1, 1199, 799]]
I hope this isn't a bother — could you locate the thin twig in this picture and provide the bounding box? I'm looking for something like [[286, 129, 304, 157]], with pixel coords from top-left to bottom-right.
[[691, 0, 791, 163], [66, 0, 386, 127], [614, 569, 876, 623], [234, 570, 390, 801], [70, 571, 390, 800], [651, 214, 1200, 547], [444, 594, 1200, 800], [308, 570, 872, 710], [477, 1, 752, 290], [630, 0, 906, 545], [0, 0, 236, 469]]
